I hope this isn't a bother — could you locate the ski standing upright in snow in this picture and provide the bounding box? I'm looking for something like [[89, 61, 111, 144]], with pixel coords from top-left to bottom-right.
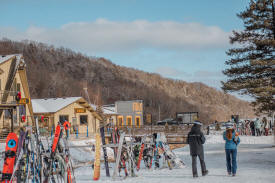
[[100, 126, 110, 177]]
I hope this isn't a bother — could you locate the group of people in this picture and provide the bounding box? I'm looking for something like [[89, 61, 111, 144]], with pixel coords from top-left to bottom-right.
[[208, 117, 274, 137], [187, 119, 240, 178], [238, 117, 273, 136]]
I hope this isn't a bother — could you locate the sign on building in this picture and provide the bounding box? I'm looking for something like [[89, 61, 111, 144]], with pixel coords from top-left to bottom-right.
[[19, 98, 30, 105], [74, 108, 86, 113], [146, 113, 152, 123]]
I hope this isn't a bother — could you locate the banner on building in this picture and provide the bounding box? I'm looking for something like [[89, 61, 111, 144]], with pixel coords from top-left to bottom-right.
[[74, 108, 86, 113]]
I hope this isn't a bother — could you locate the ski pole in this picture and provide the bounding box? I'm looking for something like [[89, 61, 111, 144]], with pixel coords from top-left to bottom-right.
[[87, 126, 88, 137]]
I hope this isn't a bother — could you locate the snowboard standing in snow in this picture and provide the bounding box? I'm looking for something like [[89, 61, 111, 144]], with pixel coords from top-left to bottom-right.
[[132, 137, 141, 166], [1, 132, 18, 183], [149, 144, 156, 169], [153, 133, 160, 169], [10, 127, 31, 182], [100, 126, 110, 177], [143, 142, 154, 169], [126, 133, 136, 177], [159, 133, 185, 169]]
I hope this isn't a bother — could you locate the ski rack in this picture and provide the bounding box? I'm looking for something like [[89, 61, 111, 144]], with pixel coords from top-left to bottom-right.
[[0, 120, 76, 183], [1, 122, 186, 182]]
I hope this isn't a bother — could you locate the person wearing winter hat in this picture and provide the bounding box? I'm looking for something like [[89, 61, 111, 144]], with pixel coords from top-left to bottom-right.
[[187, 119, 208, 178], [223, 125, 240, 176]]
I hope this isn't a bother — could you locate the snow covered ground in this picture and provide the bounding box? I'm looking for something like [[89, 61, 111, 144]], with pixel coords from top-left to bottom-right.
[[71, 135, 275, 183], [1, 135, 275, 182]]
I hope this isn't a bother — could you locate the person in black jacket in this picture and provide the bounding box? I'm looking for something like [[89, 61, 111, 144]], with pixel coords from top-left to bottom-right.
[[250, 120, 255, 136], [187, 121, 208, 178]]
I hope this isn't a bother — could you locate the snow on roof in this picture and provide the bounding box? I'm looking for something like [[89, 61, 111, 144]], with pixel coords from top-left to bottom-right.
[[0, 55, 15, 64], [32, 97, 82, 113], [90, 103, 97, 111], [89, 104, 117, 115], [102, 106, 117, 115]]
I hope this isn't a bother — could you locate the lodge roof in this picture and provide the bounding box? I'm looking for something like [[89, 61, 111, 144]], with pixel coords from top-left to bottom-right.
[[90, 103, 117, 115], [0, 54, 23, 64], [32, 97, 82, 113], [102, 106, 117, 115]]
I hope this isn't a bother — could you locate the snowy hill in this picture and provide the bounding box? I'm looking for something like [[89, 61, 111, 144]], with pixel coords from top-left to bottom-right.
[[0, 39, 255, 123]]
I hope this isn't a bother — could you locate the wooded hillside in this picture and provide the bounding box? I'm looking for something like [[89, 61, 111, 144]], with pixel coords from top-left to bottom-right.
[[0, 39, 255, 123]]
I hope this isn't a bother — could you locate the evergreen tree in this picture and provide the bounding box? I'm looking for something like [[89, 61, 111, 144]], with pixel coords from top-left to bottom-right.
[[222, 0, 275, 113]]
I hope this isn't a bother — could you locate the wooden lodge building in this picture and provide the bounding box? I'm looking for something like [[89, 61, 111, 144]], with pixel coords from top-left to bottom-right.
[[32, 97, 103, 134], [0, 54, 34, 136], [0, 54, 144, 138]]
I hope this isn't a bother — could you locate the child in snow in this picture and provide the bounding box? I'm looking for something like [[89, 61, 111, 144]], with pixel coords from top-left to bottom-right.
[[187, 119, 208, 178], [223, 124, 240, 176]]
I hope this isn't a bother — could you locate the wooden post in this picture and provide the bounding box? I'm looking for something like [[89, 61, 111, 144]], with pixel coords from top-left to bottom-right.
[[10, 108, 14, 132]]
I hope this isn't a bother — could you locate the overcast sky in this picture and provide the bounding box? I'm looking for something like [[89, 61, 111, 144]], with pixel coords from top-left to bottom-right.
[[0, 0, 251, 100]]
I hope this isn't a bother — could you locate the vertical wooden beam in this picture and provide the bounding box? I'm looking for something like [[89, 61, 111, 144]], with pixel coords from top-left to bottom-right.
[[10, 108, 14, 132]]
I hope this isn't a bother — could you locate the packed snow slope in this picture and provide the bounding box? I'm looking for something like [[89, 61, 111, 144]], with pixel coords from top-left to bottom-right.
[[1, 135, 275, 183]]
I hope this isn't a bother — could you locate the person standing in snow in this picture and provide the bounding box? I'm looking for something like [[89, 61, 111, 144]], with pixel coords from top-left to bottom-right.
[[187, 120, 208, 178], [255, 118, 262, 136], [262, 117, 269, 136], [250, 120, 255, 136], [223, 124, 240, 176]]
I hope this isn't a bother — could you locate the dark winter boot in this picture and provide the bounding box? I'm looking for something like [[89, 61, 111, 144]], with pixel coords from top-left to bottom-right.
[[202, 170, 209, 176], [193, 174, 198, 178]]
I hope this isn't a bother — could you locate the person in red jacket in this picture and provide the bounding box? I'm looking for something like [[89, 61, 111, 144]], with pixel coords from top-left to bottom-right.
[[63, 121, 71, 137]]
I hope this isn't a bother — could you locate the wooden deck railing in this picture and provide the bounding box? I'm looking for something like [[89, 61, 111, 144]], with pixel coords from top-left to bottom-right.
[[0, 90, 17, 104]]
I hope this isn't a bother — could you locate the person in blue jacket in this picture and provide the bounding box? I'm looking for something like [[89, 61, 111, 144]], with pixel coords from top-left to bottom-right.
[[223, 124, 240, 176]]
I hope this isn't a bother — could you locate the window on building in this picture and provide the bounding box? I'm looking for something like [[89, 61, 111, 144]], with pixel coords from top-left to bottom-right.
[[72, 117, 77, 126], [118, 116, 123, 127], [43, 117, 49, 127], [59, 115, 69, 124], [4, 109, 11, 119], [80, 115, 88, 125], [133, 102, 142, 112], [135, 116, 141, 128], [17, 83, 20, 92], [126, 116, 132, 127]]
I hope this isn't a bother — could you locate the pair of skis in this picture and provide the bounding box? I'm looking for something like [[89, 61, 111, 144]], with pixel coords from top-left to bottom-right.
[[137, 133, 185, 170], [45, 123, 75, 183], [111, 127, 128, 178], [136, 134, 160, 170], [112, 131, 126, 180]]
